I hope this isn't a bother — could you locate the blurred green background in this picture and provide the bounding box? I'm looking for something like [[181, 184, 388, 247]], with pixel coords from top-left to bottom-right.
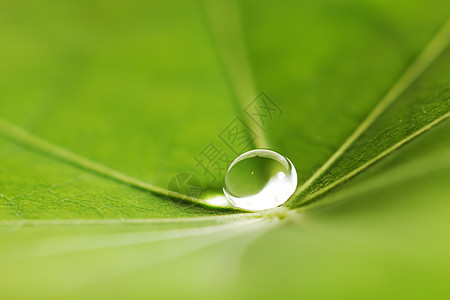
[[0, 0, 449, 299]]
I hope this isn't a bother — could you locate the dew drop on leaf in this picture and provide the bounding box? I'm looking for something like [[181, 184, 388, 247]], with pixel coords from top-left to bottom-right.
[[223, 149, 297, 211]]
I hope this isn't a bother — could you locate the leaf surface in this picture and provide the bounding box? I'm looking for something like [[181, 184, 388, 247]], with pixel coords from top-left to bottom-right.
[[0, 0, 449, 299]]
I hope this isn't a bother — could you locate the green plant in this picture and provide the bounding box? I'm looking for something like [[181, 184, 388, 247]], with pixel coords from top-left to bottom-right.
[[0, 0, 449, 299]]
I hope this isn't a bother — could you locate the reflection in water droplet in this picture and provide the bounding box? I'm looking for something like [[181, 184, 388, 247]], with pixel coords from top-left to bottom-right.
[[223, 149, 297, 211]]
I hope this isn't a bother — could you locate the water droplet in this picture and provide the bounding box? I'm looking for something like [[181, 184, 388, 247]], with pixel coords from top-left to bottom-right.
[[223, 149, 297, 211]]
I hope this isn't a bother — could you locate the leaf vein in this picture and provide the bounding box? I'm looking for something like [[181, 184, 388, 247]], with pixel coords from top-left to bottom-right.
[[293, 17, 450, 200]]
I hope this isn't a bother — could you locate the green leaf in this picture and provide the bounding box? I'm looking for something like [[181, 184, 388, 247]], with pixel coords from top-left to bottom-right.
[[0, 0, 449, 299]]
